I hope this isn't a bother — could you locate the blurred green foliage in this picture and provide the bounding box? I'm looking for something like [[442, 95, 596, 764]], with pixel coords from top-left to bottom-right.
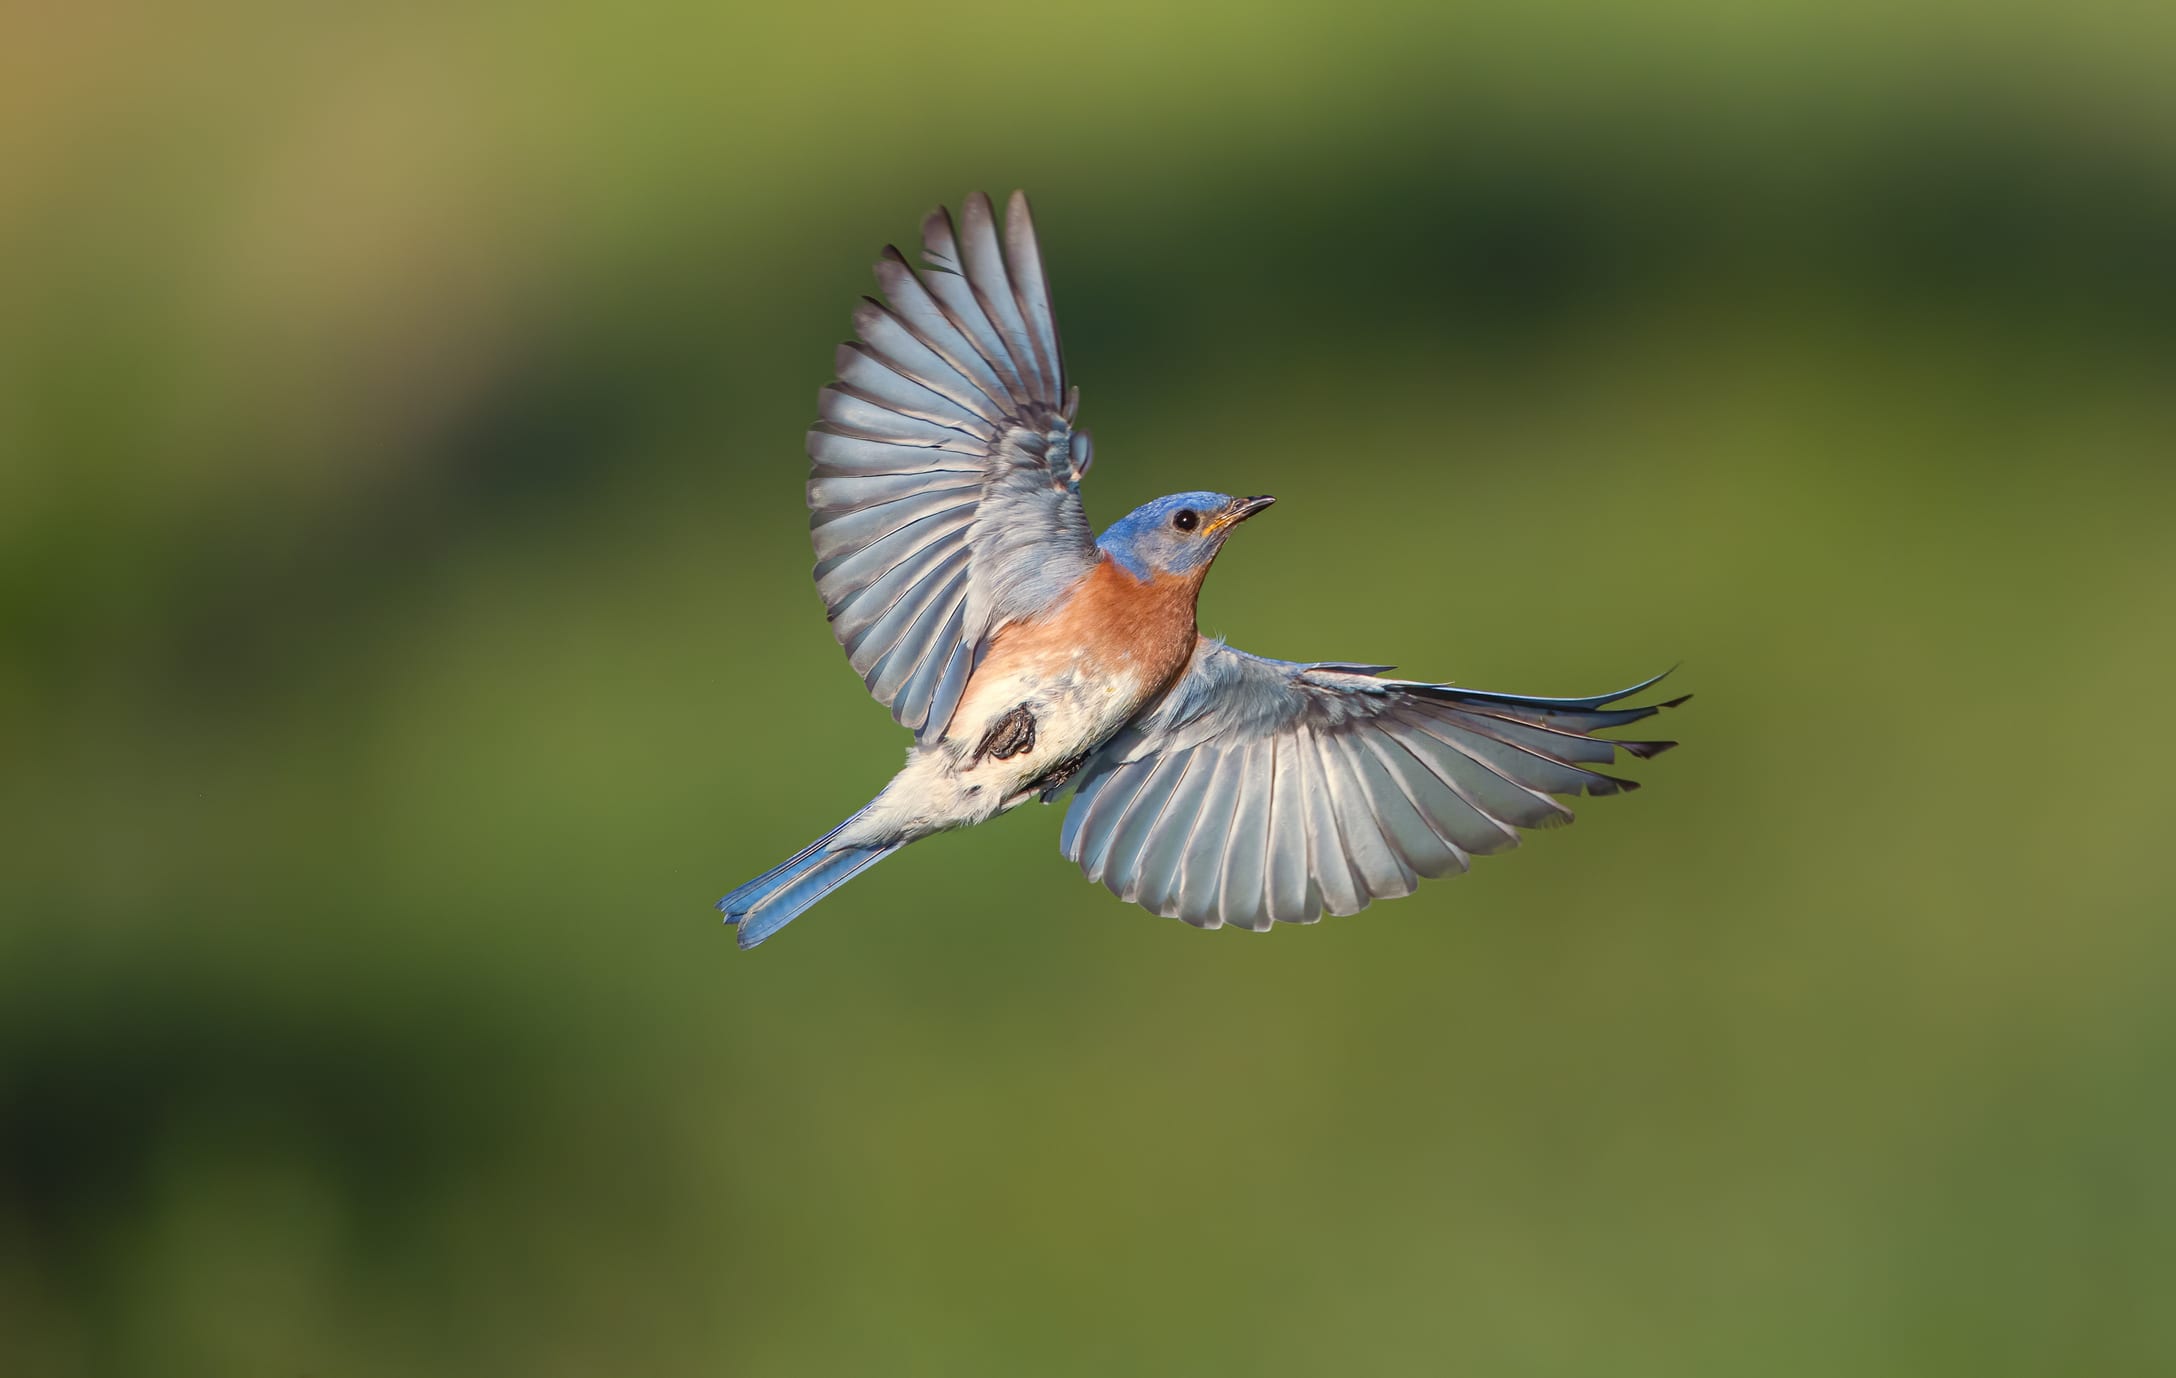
[[5, 2, 2175, 1374]]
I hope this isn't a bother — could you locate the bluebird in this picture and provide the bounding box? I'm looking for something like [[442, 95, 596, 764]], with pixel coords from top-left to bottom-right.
[[718, 191, 1684, 948]]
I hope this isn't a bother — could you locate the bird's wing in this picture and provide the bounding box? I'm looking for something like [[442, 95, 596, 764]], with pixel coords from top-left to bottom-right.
[[1058, 640, 1686, 928], [808, 190, 1101, 740]]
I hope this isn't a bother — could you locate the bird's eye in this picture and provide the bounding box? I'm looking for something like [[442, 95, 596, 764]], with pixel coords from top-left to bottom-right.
[[1172, 509, 1199, 532]]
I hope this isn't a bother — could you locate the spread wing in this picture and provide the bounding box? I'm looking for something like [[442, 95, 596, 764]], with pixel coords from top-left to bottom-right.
[[808, 190, 1100, 740], [1058, 641, 1686, 929]]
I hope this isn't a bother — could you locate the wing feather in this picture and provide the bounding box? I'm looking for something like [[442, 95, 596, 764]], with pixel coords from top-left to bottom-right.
[[1322, 732, 1419, 899], [810, 488, 979, 563], [1002, 191, 1065, 400], [818, 384, 990, 450], [856, 560, 969, 688], [920, 627, 977, 741], [1128, 750, 1217, 913], [806, 194, 1098, 737], [1074, 757, 1160, 885], [832, 344, 999, 440], [830, 544, 971, 660], [957, 193, 1051, 403], [890, 601, 965, 734], [826, 538, 970, 647], [1063, 755, 1136, 872], [1351, 732, 1472, 876], [920, 207, 1032, 404], [866, 568, 971, 708], [1174, 746, 1246, 927], [811, 502, 977, 597], [1392, 712, 1576, 830], [1059, 640, 1681, 929], [1216, 741, 1276, 931], [1442, 702, 1680, 765], [1417, 706, 1639, 798], [808, 468, 979, 516], [1263, 731, 1316, 924], [808, 427, 983, 478], [1095, 753, 1193, 898], [872, 248, 1017, 408], [849, 300, 1003, 420], [1295, 727, 1365, 916], [1371, 720, 1521, 856]]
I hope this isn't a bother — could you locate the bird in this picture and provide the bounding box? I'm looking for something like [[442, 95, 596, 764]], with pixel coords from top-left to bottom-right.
[[717, 191, 1684, 948]]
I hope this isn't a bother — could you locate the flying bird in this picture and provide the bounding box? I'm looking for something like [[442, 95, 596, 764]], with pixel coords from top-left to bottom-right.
[[718, 191, 1684, 948]]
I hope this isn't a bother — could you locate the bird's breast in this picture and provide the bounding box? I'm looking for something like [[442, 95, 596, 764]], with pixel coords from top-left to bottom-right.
[[948, 557, 1203, 770]]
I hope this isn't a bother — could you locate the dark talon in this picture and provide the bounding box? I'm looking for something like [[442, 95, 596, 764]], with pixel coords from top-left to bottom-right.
[[971, 704, 1036, 764], [1033, 753, 1090, 801]]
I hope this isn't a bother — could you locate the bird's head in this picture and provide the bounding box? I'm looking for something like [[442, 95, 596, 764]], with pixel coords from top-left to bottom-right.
[[1098, 491, 1276, 580]]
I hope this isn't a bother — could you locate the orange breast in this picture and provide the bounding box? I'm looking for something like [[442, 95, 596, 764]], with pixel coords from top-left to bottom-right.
[[980, 555, 1204, 695]]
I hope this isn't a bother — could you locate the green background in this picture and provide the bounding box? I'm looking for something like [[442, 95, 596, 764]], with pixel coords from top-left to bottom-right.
[[6, 3, 2174, 1374]]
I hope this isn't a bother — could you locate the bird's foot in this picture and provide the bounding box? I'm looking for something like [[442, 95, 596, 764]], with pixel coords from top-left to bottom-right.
[[1033, 752, 1090, 802], [970, 704, 1037, 764]]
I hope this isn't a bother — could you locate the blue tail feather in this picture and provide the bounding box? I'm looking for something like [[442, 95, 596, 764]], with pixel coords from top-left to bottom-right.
[[717, 811, 900, 949]]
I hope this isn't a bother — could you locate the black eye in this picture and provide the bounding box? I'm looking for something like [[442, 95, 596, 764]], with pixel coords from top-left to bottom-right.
[[1171, 509, 1199, 532]]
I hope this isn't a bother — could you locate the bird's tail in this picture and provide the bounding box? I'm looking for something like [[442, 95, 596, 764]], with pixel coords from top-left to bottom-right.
[[716, 810, 902, 950]]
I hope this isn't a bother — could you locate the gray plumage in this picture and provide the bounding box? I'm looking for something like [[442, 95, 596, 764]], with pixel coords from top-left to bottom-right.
[[1061, 643, 1682, 928], [808, 191, 1097, 740]]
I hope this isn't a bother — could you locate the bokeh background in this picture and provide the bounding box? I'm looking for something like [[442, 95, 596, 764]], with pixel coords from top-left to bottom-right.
[[6, 3, 2174, 1374]]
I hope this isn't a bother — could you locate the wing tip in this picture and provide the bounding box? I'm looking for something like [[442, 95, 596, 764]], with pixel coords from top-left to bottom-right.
[[1424, 665, 1690, 713], [920, 205, 961, 268]]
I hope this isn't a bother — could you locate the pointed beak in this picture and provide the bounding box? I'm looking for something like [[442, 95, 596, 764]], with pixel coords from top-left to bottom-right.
[[1208, 494, 1276, 535]]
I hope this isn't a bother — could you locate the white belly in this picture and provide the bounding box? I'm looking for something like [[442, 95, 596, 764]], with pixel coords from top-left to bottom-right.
[[840, 655, 1156, 845]]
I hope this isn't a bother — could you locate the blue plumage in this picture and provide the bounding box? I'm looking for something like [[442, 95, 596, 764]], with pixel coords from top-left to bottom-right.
[[717, 814, 902, 949], [1097, 492, 1272, 579]]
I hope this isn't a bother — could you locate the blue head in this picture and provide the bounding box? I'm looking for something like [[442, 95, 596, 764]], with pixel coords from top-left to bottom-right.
[[1098, 492, 1277, 580]]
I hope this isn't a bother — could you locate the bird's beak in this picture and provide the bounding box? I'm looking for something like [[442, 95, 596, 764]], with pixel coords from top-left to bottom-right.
[[1207, 494, 1276, 535]]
